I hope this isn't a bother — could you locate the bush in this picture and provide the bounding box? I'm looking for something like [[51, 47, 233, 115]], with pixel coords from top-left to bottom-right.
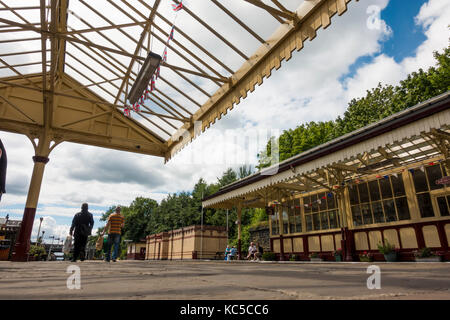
[[377, 240, 396, 255], [262, 252, 277, 261], [29, 245, 46, 260], [414, 247, 435, 258], [289, 254, 300, 261]]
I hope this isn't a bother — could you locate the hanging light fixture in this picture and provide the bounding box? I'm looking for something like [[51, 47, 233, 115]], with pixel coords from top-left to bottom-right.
[[128, 52, 162, 104]]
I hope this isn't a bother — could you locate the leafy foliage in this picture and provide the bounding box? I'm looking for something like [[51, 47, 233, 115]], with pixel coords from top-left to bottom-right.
[[96, 165, 265, 253], [377, 240, 396, 255], [262, 252, 277, 261], [29, 245, 46, 259]]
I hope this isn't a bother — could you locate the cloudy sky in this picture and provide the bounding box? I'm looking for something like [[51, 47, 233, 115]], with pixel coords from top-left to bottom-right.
[[0, 0, 449, 242]]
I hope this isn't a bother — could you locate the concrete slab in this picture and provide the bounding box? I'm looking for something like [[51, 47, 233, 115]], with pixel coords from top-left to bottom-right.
[[0, 260, 449, 300]]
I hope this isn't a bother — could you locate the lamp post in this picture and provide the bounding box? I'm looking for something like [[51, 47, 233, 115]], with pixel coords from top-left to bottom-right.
[[200, 194, 203, 260], [47, 235, 55, 260], [40, 230, 45, 247], [36, 217, 43, 245]]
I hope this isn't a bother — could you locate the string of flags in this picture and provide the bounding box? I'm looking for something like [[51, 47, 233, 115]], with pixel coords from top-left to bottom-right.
[[344, 160, 444, 188], [268, 159, 444, 209], [123, 1, 183, 117], [270, 192, 335, 209]]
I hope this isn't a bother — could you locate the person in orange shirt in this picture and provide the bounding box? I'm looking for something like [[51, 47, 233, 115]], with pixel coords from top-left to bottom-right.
[[102, 206, 125, 262]]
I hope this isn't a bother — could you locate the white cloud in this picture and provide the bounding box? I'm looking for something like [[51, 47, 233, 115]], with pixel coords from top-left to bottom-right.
[[346, 0, 450, 100], [403, 0, 450, 73], [344, 54, 405, 100], [30, 216, 70, 243]]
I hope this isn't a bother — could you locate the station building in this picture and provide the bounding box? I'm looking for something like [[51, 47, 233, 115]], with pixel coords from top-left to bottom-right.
[[145, 225, 227, 260], [202, 93, 450, 261]]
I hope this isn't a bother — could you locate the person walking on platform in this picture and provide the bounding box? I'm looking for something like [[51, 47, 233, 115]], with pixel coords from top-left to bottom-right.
[[102, 206, 125, 262], [69, 203, 94, 262]]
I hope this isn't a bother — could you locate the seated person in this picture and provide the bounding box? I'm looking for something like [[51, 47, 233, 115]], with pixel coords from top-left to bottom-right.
[[254, 243, 264, 261], [230, 246, 237, 260], [224, 245, 231, 260], [246, 242, 257, 261]]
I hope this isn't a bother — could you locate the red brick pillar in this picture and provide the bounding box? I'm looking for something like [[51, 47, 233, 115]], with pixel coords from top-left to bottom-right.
[[12, 155, 50, 261]]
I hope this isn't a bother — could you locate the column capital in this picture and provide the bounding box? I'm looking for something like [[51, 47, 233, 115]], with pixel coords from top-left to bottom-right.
[[32, 156, 49, 164]]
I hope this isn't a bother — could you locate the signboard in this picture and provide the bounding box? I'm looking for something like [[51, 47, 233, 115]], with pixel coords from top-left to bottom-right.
[[436, 176, 450, 185]]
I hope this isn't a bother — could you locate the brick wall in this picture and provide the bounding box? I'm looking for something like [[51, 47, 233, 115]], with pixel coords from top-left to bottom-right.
[[249, 225, 270, 252]]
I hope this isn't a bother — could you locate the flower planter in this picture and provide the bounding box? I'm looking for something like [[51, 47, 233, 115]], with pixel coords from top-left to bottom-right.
[[359, 256, 373, 262], [415, 256, 442, 262], [310, 258, 324, 262], [334, 255, 342, 262], [384, 252, 397, 262]]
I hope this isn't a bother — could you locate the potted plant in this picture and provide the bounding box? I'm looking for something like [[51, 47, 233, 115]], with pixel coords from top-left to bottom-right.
[[359, 251, 373, 262], [414, 247, 443, 262], [262, 252, 277, 261], [29, 245, 46, 261], [309, 252, 323, 262], [334, 248, 343, 261], [289, 254, 300, 261], [377, 240, 397, 262]]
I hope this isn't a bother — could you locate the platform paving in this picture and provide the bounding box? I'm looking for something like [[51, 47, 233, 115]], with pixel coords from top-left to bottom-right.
[[0, 260, 449, 300]]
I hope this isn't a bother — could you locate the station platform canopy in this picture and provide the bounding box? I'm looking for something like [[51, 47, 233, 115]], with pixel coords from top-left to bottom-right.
[[0, 0, 359, 161], [202, 92, 450, 209]]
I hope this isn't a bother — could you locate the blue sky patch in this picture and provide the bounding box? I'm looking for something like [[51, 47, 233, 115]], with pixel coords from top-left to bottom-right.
[[340, 0, 427, 83]]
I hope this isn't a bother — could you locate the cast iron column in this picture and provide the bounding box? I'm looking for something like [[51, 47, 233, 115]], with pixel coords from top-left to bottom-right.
[[12, 137, 52, 262], [237, 204, 242, 260]]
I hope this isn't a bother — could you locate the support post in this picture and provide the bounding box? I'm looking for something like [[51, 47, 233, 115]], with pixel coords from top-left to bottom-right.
[[237, 203, 242, 260], [337, 189, 354, 261], [12, 136, 52, 261]]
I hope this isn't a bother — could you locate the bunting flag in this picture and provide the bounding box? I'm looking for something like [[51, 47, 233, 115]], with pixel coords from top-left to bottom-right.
[[133, 103, 140, 113], [162, 48, 167, 62], [169, 26, 175, 40], [150, 77, 156, 91], [124, 106, 131, 117], [172, 1, 183, 11], [155, 66, 160, 80]]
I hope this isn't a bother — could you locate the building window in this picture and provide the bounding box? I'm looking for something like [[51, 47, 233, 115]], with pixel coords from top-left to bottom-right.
[[349, 174, 410, 226], [303, 193, 340, 231], [287, 199, 302, 234], [288, 200, 295, 234], [412, 163, 447, 218], [282, 207, 289, 234], [271, 210, 279, 236], [437, 195, 450, 216]]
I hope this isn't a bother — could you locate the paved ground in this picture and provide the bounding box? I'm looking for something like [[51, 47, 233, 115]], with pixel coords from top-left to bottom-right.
[[1, 260, 449, 300]]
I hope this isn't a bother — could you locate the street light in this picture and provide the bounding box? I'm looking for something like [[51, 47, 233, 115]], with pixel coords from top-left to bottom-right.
[[40, 230, 45, 247], [47, 235, 55, 261], [36, 217, 43, 245]]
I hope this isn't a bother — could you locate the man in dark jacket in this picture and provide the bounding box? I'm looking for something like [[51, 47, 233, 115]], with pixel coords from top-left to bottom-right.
[[69, 203, 94, 262], [0, 139, 7, 202]]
